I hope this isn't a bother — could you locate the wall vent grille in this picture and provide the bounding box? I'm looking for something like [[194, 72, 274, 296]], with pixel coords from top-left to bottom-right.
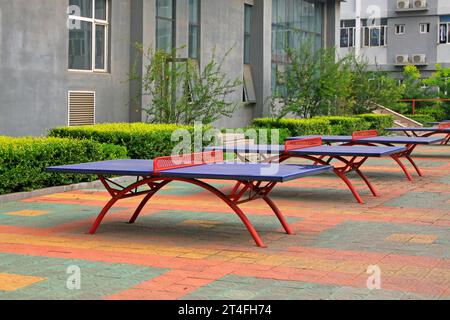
[[68, 91, 95, 126]]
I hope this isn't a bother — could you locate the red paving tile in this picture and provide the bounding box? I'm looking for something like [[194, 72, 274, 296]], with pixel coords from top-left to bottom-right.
[[0, 145, 449, 300]]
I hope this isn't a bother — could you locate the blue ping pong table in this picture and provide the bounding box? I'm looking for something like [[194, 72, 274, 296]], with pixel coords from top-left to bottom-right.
[[47, 151, 332, 248], [429, 120, 450, 126], [386, 122, 450, 145], [206, 138, 406, 205], [287, 130, 444, 181]]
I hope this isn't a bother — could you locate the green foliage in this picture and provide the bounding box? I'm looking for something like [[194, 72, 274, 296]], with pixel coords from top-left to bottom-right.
[[347, 55, 404, 114], [271, 45, 353, 118], [314, 116, 369, 135], [0, 137, 127, 195], [252, 115, 394, 136], [131, 45, 241, 125], [416, 107, 448, 122], [404, 114, 435, 125], [355, 114, 394, 134], [422, 64, 450, 99], [49, 123, 214, 160], [243, 127, 293, 144], [252, 118, 332, 136], [402, 65, 423, 99]]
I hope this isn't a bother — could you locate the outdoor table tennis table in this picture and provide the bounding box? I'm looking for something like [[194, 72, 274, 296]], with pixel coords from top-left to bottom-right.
[[287, 130, 444, 181], [429, 120, 450, 126], [206, 138, 406, 205], [47, 151, 332, 248], [386, 122, 450, 145]]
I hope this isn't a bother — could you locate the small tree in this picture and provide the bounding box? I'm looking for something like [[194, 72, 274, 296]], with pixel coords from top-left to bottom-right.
[[271, 44, 353, 119], [347, 55, 404, 114], [131, 44, 241, 125]]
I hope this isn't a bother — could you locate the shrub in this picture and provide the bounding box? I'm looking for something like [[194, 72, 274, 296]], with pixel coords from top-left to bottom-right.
[[355, 114, 394, 134], [49, 123, 214, 160], [0, 137, 127, 195], [314, 116, 369, 135], [404, 114, 435, 125], [252, 118, 332, 136], [416, 107, 448, 122]]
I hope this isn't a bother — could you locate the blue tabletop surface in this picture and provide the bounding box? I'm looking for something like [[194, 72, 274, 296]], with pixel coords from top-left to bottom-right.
[[386, 127, 450, 132], [47, 160, 332, 182], [206, 145, 405, 157], [287, 135, 444, 145]]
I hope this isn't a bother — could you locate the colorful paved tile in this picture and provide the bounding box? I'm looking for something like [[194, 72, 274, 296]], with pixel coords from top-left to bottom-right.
[[0, 145, 449, 300]]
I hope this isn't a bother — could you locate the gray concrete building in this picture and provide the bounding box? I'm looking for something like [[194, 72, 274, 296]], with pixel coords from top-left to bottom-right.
[[0, 0, 342, 136], [339, 0, 450, 78]]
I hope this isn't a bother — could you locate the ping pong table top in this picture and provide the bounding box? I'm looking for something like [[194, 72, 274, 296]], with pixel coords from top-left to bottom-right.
[[429, 121, 450, 125], [286, 135, 444, 145], [386, 127, 450, 132], [47, 159, 332, 183], [205, 145, 406, 157]]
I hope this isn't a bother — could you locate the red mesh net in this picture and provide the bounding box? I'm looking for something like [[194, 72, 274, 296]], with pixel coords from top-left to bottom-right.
[[439, 123, 450, 130], [285, 137, 322, 152], [153, 150, 224, 174], [352, 130, 378, 140]]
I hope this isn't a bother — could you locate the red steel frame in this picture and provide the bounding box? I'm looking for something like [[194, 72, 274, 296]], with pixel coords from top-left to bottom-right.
[[396, 123, 450, 146], [338, 130, 426, 181], [88, 151, 294, 248], [235, 138, 378, 205]]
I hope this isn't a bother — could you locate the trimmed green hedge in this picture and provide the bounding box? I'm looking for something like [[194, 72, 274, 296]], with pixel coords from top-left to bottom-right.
[[49, 123, 213, 160], [252, 118, 332, 136], [404, 114, 435, 125], [314, 116, 369, 135], [0, 137, 127, 195], [416, 107, 448, 122], [252, 114, 394, 137], [355, 114, 394, 134]]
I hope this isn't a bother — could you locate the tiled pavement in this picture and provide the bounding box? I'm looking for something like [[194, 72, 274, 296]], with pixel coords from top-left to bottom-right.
[[0, 144, 449, 300]]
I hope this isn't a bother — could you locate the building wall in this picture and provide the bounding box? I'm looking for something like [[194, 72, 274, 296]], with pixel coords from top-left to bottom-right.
[[0, 0, 131, 137], [0, 0, 340, 136], [340, 0, 450, 78]]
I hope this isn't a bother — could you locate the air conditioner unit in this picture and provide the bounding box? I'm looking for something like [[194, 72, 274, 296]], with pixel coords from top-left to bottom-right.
[[412, 54, 426, 64], [397, 0, 410, 9], [413, 0, 427, 8], [396, 54, 409, 64]]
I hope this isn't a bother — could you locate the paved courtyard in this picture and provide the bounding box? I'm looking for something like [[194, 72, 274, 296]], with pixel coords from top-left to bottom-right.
[[0, 145, 449, 300]]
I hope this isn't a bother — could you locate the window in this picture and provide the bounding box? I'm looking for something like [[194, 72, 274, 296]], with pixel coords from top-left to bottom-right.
[[395, 24, 405, 35], [189, 0, 200, 59], [340, 20, 356, 48], [156, 0, 175, 52], [68, 0, 109, 71], [439, 23, 450, 43], [244, 4, 253, 64], [272, 0, 324, 91], [419, 23, 430, 33], [362, 19, 387, 47]]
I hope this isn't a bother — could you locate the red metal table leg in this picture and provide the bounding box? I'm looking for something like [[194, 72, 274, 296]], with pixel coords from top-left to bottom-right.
[[391, 155, 413, 181], [263, 196, 294, 235]]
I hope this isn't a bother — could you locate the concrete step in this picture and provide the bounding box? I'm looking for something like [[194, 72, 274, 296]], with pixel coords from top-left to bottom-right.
[[373, 104, 423, 129]]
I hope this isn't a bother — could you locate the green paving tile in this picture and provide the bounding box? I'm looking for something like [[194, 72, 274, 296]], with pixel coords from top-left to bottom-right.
[[0, 253, 168, 300], [0, 202, 120, 228], [310, 221, 450, 259], [97, 210, 302, 245], [437, 175, 450, 185], [182, 275, 435, 300], [384, 192, 450, 210]]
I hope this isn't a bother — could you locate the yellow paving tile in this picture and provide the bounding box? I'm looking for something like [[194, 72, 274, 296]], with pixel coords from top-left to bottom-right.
[[0, 273, 47, 291], [5, 210, 49, 217], [385, 234, 415, 243], [409, 235, 438, 244]]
